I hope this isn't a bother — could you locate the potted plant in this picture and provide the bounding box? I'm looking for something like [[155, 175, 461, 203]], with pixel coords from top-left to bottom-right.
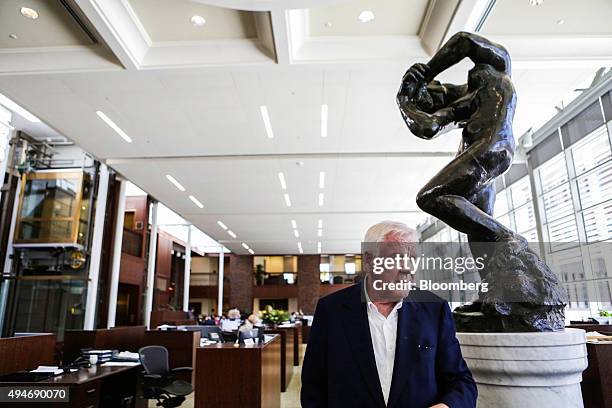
[[259, 305, 290, 328]]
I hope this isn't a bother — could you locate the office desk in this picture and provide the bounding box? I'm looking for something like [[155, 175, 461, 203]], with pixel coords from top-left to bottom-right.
[[0, 364, 145, 408], [265, 329, 292, 392], [195, 335, 281, 408], [143, 330, 200, 383], [581, 342, 612, 408], [0, 334, 55, 376]]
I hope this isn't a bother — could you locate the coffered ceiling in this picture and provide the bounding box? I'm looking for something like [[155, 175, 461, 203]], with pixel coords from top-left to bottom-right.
[[0, 0, 610, 254]]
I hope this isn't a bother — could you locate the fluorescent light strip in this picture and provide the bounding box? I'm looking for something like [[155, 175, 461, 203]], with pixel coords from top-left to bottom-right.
[[260, 106, 274, 139], [317, 241, 322, 254], [189, 195, 204, 209], [284, 193, 292, 207], [96, 110, 133, 143], [319, 171, 325, 189], [165, 174, 185, 191], [318, 192, 324, 206], [297, 242, 303, 254], [321, 104, 328, 138], [217, 220, 228, 230], [241, 242, 250, 250], [318, 229, 323, 237], [227, 230, 237, 239], [318, 219, 323, 228], [278, 172, 287, 190], [248, 248, 255, 255], [291, 219, 297, 229], [293, 229, 300, 238], [0, 93, 40, 123]]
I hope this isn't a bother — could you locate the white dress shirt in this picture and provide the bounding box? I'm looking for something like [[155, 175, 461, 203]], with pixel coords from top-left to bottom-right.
[[364, 286, 403, 406]]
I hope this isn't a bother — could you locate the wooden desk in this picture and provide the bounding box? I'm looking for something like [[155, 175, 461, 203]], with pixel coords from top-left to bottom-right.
[[581, 342, 612, 408], [265, 329, 292, 392], [195, 335, 281, 408], [0, 364, 145, 408], [63, 326, 145, 364], [0, 334, 55, 376], [143, 330, 200, 383], [292, 324, 303, 365]]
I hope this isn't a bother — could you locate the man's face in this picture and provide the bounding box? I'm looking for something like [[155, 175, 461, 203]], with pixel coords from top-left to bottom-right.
[[364, 240, 415, 303]]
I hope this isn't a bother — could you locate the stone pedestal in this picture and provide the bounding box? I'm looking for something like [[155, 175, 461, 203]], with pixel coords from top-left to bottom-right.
[[457, 329, 588, 408]]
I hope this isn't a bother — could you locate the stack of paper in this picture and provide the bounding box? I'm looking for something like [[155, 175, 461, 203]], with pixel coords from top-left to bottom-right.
[[30, 366, 63, 375]]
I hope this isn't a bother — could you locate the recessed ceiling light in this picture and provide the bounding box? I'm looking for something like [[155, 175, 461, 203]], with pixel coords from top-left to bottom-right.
[[529, 0, 544, 5], [217, 220, 228, 230], [278, 172, 287, 190], [318, 229, 323, 237], [20, 7, 39, 20], [317, 242, 322, 254], [324, 22, 332, 28], [556, 19, 564, 25], [8, 34, 17, 40], [297, 242, 303, 254], [189, 195, 204, 209], [227, 230, 237, 239], [96, 111, 132, 143], [293, 229, 300, 238], [165, 174, 185, 192], [284, 193, 292, 207], [318, 192, 324, 206], [318, 219, 323, 228], [319, 171, 325, 189], [191, 15, 206, 27], [260, 106, 274, 138], [291, 220, 297, 229], [321, 104, 328, 138], [0, 93, 40, 122], [241, 242, 250, 250], [248, 248, 255, 255], [358, 10, 375, 23]]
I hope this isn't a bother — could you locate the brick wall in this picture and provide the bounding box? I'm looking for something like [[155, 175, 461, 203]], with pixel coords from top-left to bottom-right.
[[228, 254, 253, 312], [298, 255, 321, 314]]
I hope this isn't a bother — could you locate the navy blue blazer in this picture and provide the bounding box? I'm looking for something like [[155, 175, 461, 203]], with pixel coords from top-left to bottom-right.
[[301, 284, 477, 408]]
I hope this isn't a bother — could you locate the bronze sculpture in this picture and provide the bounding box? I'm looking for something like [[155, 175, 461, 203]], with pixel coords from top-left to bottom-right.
[[397, 32, 568, 332]]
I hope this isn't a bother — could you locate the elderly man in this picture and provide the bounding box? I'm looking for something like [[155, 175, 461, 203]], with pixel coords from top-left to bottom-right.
[[301, 221, 477, 408]]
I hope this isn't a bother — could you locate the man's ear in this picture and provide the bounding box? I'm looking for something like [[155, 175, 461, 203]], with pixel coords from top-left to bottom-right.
[[363, 251, 373, 274]]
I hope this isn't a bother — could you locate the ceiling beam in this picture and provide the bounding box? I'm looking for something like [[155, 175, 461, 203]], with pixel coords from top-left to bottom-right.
[[72, 0, 151, 70]]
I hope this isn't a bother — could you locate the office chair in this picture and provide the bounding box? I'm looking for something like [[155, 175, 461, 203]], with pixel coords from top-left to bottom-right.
[[138, 346, 193, 408]]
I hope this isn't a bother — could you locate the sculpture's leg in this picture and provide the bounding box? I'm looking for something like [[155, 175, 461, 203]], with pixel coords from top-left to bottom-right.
[[467, 183, 496, 268], [416, 151, 512, 241]]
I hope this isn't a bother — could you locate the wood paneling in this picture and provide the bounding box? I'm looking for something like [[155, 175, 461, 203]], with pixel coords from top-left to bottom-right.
[[195, 335, 281, 408], [120, 253, 146, 285], [581, 342, 612, 408], [266, 329, 293, 392], [253, 285, 298, 299], [149, 311, 195, 328], [63, 326, 146, 363], [0, 334, 56, 375]]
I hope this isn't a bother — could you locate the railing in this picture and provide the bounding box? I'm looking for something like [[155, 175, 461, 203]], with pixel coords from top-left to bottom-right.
[[121, 228, 143, 257]]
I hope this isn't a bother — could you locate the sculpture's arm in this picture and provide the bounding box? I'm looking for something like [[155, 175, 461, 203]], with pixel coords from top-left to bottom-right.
[[398, 91, 472, 139], [398, 102, 455, 140], [426, 31, 511, 78]]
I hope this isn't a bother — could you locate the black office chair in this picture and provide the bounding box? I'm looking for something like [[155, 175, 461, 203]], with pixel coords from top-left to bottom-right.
[[138, 346, 193, 408], [200, 325, 224, 342]]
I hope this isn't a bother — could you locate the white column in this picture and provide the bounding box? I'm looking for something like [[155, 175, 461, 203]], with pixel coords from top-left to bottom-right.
[[217, 246, 224, 316], [0, 176, 20, 334], [182, 225, 192, 312], [106, 179, 127, 328], [144, 201, 158, 329], [83, 164, 110, 330]]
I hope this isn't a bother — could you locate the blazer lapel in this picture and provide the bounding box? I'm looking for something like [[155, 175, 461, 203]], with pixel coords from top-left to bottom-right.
[[342, 284, 386, 408], [387, 299, 421, 408]]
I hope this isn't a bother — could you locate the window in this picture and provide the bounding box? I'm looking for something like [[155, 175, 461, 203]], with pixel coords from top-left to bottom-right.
[[571, 126, 611, 176], [576, 162, 612, 209]]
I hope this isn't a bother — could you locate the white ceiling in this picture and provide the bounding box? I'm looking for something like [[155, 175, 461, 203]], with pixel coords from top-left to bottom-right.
[[482, 0, 612, 36], [0, 0, 609, 255], [128, 0, 258, 42], [0, 0, 93, 48]]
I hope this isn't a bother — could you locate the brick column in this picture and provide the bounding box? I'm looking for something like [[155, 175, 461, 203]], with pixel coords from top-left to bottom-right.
[[298, 255, 321, 314], [229, 254, 254, 313]]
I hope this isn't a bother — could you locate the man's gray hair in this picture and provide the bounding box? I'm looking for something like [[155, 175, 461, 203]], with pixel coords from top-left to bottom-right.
[[363, 220, 418, 242]]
